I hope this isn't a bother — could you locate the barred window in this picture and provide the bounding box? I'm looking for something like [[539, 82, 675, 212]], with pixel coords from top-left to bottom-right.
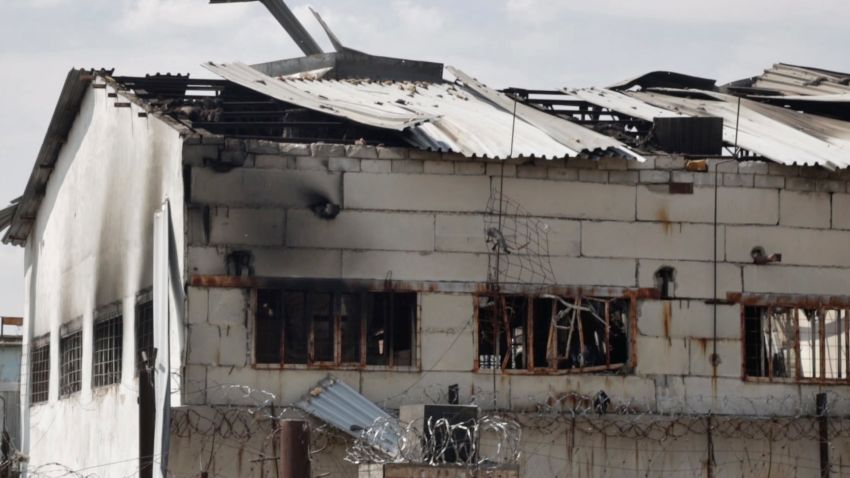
[[256, 289, 417, 368], [30, 343, 50, 404], [60, 332, 82, 397], [93, 315, 123, 387], [136, 300, 154, 372], [745, 306, 850, 382]]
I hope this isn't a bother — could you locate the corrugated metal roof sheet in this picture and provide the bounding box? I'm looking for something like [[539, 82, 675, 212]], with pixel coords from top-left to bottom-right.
[[204, 61, 642, 160], [745, 63, 850, 97], [567, 87, 684, 120], [569, 87, 850, 169], [296, 376, 400, 456], [449, 68, 643, 161]]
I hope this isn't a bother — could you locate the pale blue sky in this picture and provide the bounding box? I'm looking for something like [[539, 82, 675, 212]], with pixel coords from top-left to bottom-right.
[[1, 0, 849, 315]]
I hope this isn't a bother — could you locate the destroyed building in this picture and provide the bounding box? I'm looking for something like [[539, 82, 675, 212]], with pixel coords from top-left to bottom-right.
[[4, 1, 850, 476]]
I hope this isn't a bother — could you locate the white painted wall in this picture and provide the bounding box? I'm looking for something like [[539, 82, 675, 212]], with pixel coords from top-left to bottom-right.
[[20, 82, 185, 476]]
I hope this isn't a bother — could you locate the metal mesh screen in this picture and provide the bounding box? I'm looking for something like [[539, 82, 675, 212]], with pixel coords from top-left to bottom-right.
[[60, 332, 82, 397], [136, 300, 154, 373], [485, 186, 556, 286], [93, 316, 123, 387], [30, 344, 50, 404]]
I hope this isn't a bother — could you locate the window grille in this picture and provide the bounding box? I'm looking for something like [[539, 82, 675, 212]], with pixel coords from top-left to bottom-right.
[[255, 288, 417, 368], [60, 332, 82, 397], [136, 301, 154, 372], [745, 306, 850, 382], [30, 343, 50, 404], [93, 315, 123, 387]]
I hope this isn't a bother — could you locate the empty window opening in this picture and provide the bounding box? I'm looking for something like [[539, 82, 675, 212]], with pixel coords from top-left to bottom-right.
[[478, 296, 528, 370], [478, 294, 631, 373], [30, 343, 50, 404], [136, 300, 154, 373], [744, 306, 850, 382], [60, 332, 82, 397], [93, 315, 123, 387], [366, 292, 417, 367], [654, 267, 676, 299], [255, 288, 417, 368]]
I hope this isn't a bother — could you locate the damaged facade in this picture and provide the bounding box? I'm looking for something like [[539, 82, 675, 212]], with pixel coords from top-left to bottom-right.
[[5, 1, 850, 476]]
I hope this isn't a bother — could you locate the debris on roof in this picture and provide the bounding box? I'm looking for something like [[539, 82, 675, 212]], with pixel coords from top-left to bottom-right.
[[725, 63, 850, 97], [569, 87, 850, 169], [203, 61, 643, 160]]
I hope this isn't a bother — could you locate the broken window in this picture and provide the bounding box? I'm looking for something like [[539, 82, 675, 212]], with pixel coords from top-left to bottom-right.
[[60, 331, 82, 397], [136, 300, 154, 373], [255, 288, 417, 368], [30, 342, 50, 404], [745, 306, 850, 382], [478, 294, 631, 373], [93, 314, 123, 387]]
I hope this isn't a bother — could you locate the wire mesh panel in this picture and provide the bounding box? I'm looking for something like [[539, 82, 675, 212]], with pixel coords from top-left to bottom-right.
[[136, 300, 154, 373], [485, 186, 556, 287], [30, 344, 50, 404], [93, 316, 123, 387], [60, 332, 82, 397]]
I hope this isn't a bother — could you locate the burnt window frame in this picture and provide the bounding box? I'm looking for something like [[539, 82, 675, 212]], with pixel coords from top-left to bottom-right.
[[59, 330, 83, 398], [741, 300, 850, 384], [252, 286, 420, 370], [135, 291, 154, 375], [474, 292, 636, 375], [92, 305, 124, 388], [30, 337, 51, 405]]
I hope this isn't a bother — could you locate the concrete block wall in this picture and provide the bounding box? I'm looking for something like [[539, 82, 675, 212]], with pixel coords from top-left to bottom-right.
[[177, 139, 850, 476], [182, 140, 850, 408]]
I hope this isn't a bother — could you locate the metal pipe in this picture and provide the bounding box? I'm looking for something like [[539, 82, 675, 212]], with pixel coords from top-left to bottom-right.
[[279, 419, 311, 478], [817, 393, 830, 478]]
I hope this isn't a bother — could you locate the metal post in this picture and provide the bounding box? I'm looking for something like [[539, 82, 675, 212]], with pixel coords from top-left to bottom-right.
[[817, 393, 830, 478], [706, 414, 714, 478], [280, 419, 311, 478]]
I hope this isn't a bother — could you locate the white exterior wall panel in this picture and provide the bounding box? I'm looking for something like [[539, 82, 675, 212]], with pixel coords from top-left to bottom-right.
[[22, 85, 185, 476]]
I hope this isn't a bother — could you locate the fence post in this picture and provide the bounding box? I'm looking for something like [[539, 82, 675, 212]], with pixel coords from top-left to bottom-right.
[[817, 393, 830, 478], [280, 419, 311, 478]]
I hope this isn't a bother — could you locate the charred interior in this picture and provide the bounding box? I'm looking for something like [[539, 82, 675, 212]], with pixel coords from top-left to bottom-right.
[[112, 74, 408, 146], [477, 294, 631, 373], [503, 88, 655, 149]]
